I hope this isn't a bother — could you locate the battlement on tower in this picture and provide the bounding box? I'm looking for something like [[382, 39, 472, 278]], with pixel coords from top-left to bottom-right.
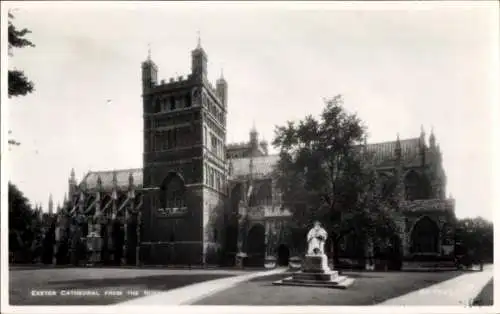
[[150, 74, 194, 92]]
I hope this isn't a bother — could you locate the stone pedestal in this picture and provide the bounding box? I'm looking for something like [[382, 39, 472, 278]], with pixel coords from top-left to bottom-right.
[[303, 254, 330, 272], [273, 254, 354, 289], [235, 252, 247, 268], [264, 256, 277, 269], [289, 256, 302, 270]]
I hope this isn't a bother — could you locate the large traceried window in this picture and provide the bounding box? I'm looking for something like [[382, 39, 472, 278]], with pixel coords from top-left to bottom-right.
[[211, 134, 217, 152], [250, 180, 273, 206], [405, 171, 419, 201], [161, 173, 186, 209], [404, 170, 431, 201]]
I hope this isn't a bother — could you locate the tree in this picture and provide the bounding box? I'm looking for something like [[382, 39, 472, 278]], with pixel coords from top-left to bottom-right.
[[8, 11, 35, 98], [272, 95, 398, 257], [455, 217, 493, 264], [8, 182, 41, 262]]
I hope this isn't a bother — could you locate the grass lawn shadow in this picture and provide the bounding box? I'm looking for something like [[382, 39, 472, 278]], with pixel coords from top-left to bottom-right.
[[11, 273, 235, 306], [196, 270, 466, 305]]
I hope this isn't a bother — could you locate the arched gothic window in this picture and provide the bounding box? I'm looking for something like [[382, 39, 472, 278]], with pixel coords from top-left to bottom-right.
[[378, 174, 396, 200], [257, 180, 273, 206], [404, 171, 420, 201], [170, 97, 176, 111], [248, 180, 272, 207], [154, 98, 161, 112], [161, 173, 186, 209], [230, 183, 243, 214], [404, 170, 432, 200]]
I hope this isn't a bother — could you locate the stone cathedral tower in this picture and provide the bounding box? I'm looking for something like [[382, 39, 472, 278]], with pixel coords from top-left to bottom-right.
[[141, 40, 228, 265]]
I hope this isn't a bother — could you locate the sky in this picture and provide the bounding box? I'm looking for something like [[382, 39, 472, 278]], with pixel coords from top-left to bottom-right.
[[3, 1, 498, 221]]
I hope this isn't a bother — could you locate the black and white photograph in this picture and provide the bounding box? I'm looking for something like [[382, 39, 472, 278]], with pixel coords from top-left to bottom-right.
[[2, 1, 497, 312]]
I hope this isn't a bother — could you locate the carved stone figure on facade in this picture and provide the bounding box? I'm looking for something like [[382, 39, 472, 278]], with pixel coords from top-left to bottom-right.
[[307, 221, 328, 255]]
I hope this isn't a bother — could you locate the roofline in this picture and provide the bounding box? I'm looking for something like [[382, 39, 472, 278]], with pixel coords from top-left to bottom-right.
[[86, 168, 143, 175], [365, 137, 420, 146], [230, 154, 280, 161]]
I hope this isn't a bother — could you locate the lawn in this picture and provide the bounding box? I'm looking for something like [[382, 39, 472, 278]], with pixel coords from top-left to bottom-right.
[[195, 270, 465, 305], [10, 268, 240, 305]]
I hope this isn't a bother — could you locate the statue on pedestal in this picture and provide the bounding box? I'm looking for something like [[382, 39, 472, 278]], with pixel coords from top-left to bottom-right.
[[302, 221, 331, 272], [307, 221, 328, 255], [272, 219, 355, 288]]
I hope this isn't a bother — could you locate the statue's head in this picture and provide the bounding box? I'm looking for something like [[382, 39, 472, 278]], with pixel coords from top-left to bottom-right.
[[313, 221, 321, 228]]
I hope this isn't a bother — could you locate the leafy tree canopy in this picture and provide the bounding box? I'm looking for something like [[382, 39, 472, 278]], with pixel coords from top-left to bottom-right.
[[9, 182, 41, 254], [272, 95, 398, 245], [8, 11, 35, 98], [456, 217, 493, 261]]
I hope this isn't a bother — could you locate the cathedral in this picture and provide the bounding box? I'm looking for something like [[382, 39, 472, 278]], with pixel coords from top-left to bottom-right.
[[52, 41, 456, 270]]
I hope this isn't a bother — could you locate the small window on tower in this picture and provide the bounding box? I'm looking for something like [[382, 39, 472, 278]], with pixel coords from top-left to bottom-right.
[[211, 134, 217, 151], [169, 129, 177, 149], [160, 134, 166, 151], [210, 168, 215, 188], [161, 98, 167, 112], [155, 133, 160, 151], [155, 98, 161, 112], [172, 129, 177, 147], [205, 165, 209, 184], [170, 97, 176, 111]]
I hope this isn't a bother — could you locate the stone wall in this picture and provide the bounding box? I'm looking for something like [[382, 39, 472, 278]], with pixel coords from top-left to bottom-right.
[[202, 186, 226, 264], [141, 163, 205, 264]]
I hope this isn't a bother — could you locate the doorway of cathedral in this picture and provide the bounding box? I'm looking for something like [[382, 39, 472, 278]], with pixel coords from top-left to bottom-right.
[[387, 234, 403, 270], [223, 222, 238, 266], [411, 216, 440, 254], [276, 244, 290, 266], [246, 224, 265, 267]]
